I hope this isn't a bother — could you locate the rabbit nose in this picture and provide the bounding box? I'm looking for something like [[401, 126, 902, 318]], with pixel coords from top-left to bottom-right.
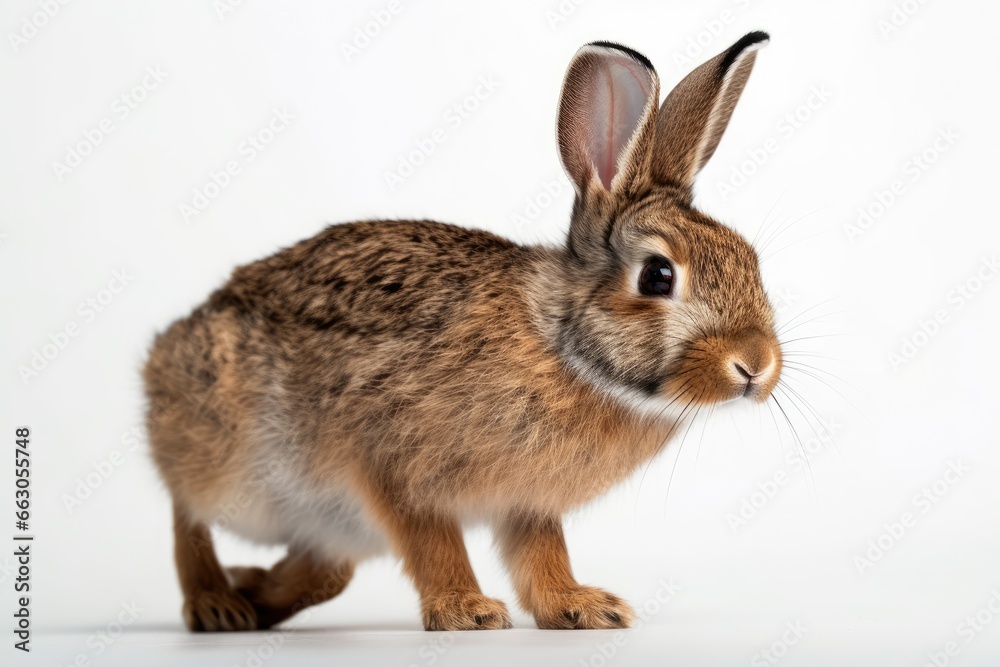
[[732, 358, 765, 386], [728, 332, 778, 391], [733, 360, 759, 380], [730, 357, 776, 398]]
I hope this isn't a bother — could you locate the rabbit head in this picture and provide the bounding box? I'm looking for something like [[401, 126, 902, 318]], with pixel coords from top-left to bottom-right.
[[548, 32, 781, 416]]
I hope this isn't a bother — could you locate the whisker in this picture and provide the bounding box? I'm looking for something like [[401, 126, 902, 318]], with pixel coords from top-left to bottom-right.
[[781, 351, 841, 362], [760, 231, 830, 263], [763, 205, 829, 247], [764, 397, 785, 462], [752, 188, 791, 248], [779, 333, 848, 346], [632, 380, 696, 514], [771, 393, 816, 502], [775, 296, 845, 332], [776, 319, 848, 340], [662, 392, 705, 518], [782, 360, 865, 395], [756, 206, 827, 256], [757, 212, 799, 255], [693, 402, 716, 473], [775, 382, 842, 463], [781, 364, 867, 415]]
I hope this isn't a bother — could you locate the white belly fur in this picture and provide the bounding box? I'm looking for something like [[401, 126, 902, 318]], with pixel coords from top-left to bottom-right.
[[205, 463, 390, 563]]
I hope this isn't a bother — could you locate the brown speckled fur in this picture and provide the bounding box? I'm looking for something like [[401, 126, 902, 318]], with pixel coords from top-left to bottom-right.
[[145, 33, 781, 632]]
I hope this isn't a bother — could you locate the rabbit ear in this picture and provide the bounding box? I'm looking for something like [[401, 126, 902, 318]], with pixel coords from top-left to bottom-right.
[[557, 42, 660, 195], [652, 31, 769, 194]]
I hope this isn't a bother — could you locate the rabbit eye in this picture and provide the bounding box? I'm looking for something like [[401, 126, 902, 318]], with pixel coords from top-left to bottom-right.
[[638, 257, 674, 297]]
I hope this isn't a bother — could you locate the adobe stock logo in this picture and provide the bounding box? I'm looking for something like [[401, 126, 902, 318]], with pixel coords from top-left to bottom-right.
[[921, 589, 1000, 667], [339, 0, 404, 63], [179, 108, 295, 224], [669, 0, 753, 74], [750, 621, 808, 667], [844, 127, 958, 243], [878, 0, 931, 39], [17, 270, 135, 385], [51, 66, 169, 181], [213, 0, 246, 21], [853, 460, 969, 575], [576, 579, 681, 667], [727, 415, 842, 534], [888, 256, 998, 371], [715, 84, 833, 201], [7, 0, 71, 53], [383, 76, 501, 191], [545, 0, 589, 30], [510, 172, 571, 235], [61, 424, 146, 514]]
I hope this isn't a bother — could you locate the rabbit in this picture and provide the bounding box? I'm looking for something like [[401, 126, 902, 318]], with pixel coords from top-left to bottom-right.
[[144, 30, 780, 632]]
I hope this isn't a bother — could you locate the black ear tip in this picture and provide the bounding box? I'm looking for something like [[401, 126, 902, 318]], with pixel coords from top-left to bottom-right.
[[743, 30, 771, 45], [586, 40, 654, 71], [720, 31, 770, 75]]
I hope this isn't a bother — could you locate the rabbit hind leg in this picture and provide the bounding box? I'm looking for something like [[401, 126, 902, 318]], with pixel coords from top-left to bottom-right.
[[226, 549, 354, 629]]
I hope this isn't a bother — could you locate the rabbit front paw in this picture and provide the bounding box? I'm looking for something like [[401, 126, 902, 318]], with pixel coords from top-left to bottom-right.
[[422, 591, 512, 631], [534, 586, 635, 629]]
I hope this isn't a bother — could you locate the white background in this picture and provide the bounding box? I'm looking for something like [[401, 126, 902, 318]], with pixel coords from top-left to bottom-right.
[[2, 1, 999, 665]]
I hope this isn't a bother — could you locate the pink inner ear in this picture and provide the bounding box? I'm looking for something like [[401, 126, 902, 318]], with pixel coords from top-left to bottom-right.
[[589, 57, 652, 190]]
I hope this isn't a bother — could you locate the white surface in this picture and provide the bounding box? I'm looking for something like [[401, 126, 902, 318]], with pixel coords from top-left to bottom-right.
[[2, 0, 1000, 665], [30, 619, 1000, 667]]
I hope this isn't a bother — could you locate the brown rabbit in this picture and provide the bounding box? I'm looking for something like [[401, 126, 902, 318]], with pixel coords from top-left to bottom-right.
[[144, 31, 780, 632]]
